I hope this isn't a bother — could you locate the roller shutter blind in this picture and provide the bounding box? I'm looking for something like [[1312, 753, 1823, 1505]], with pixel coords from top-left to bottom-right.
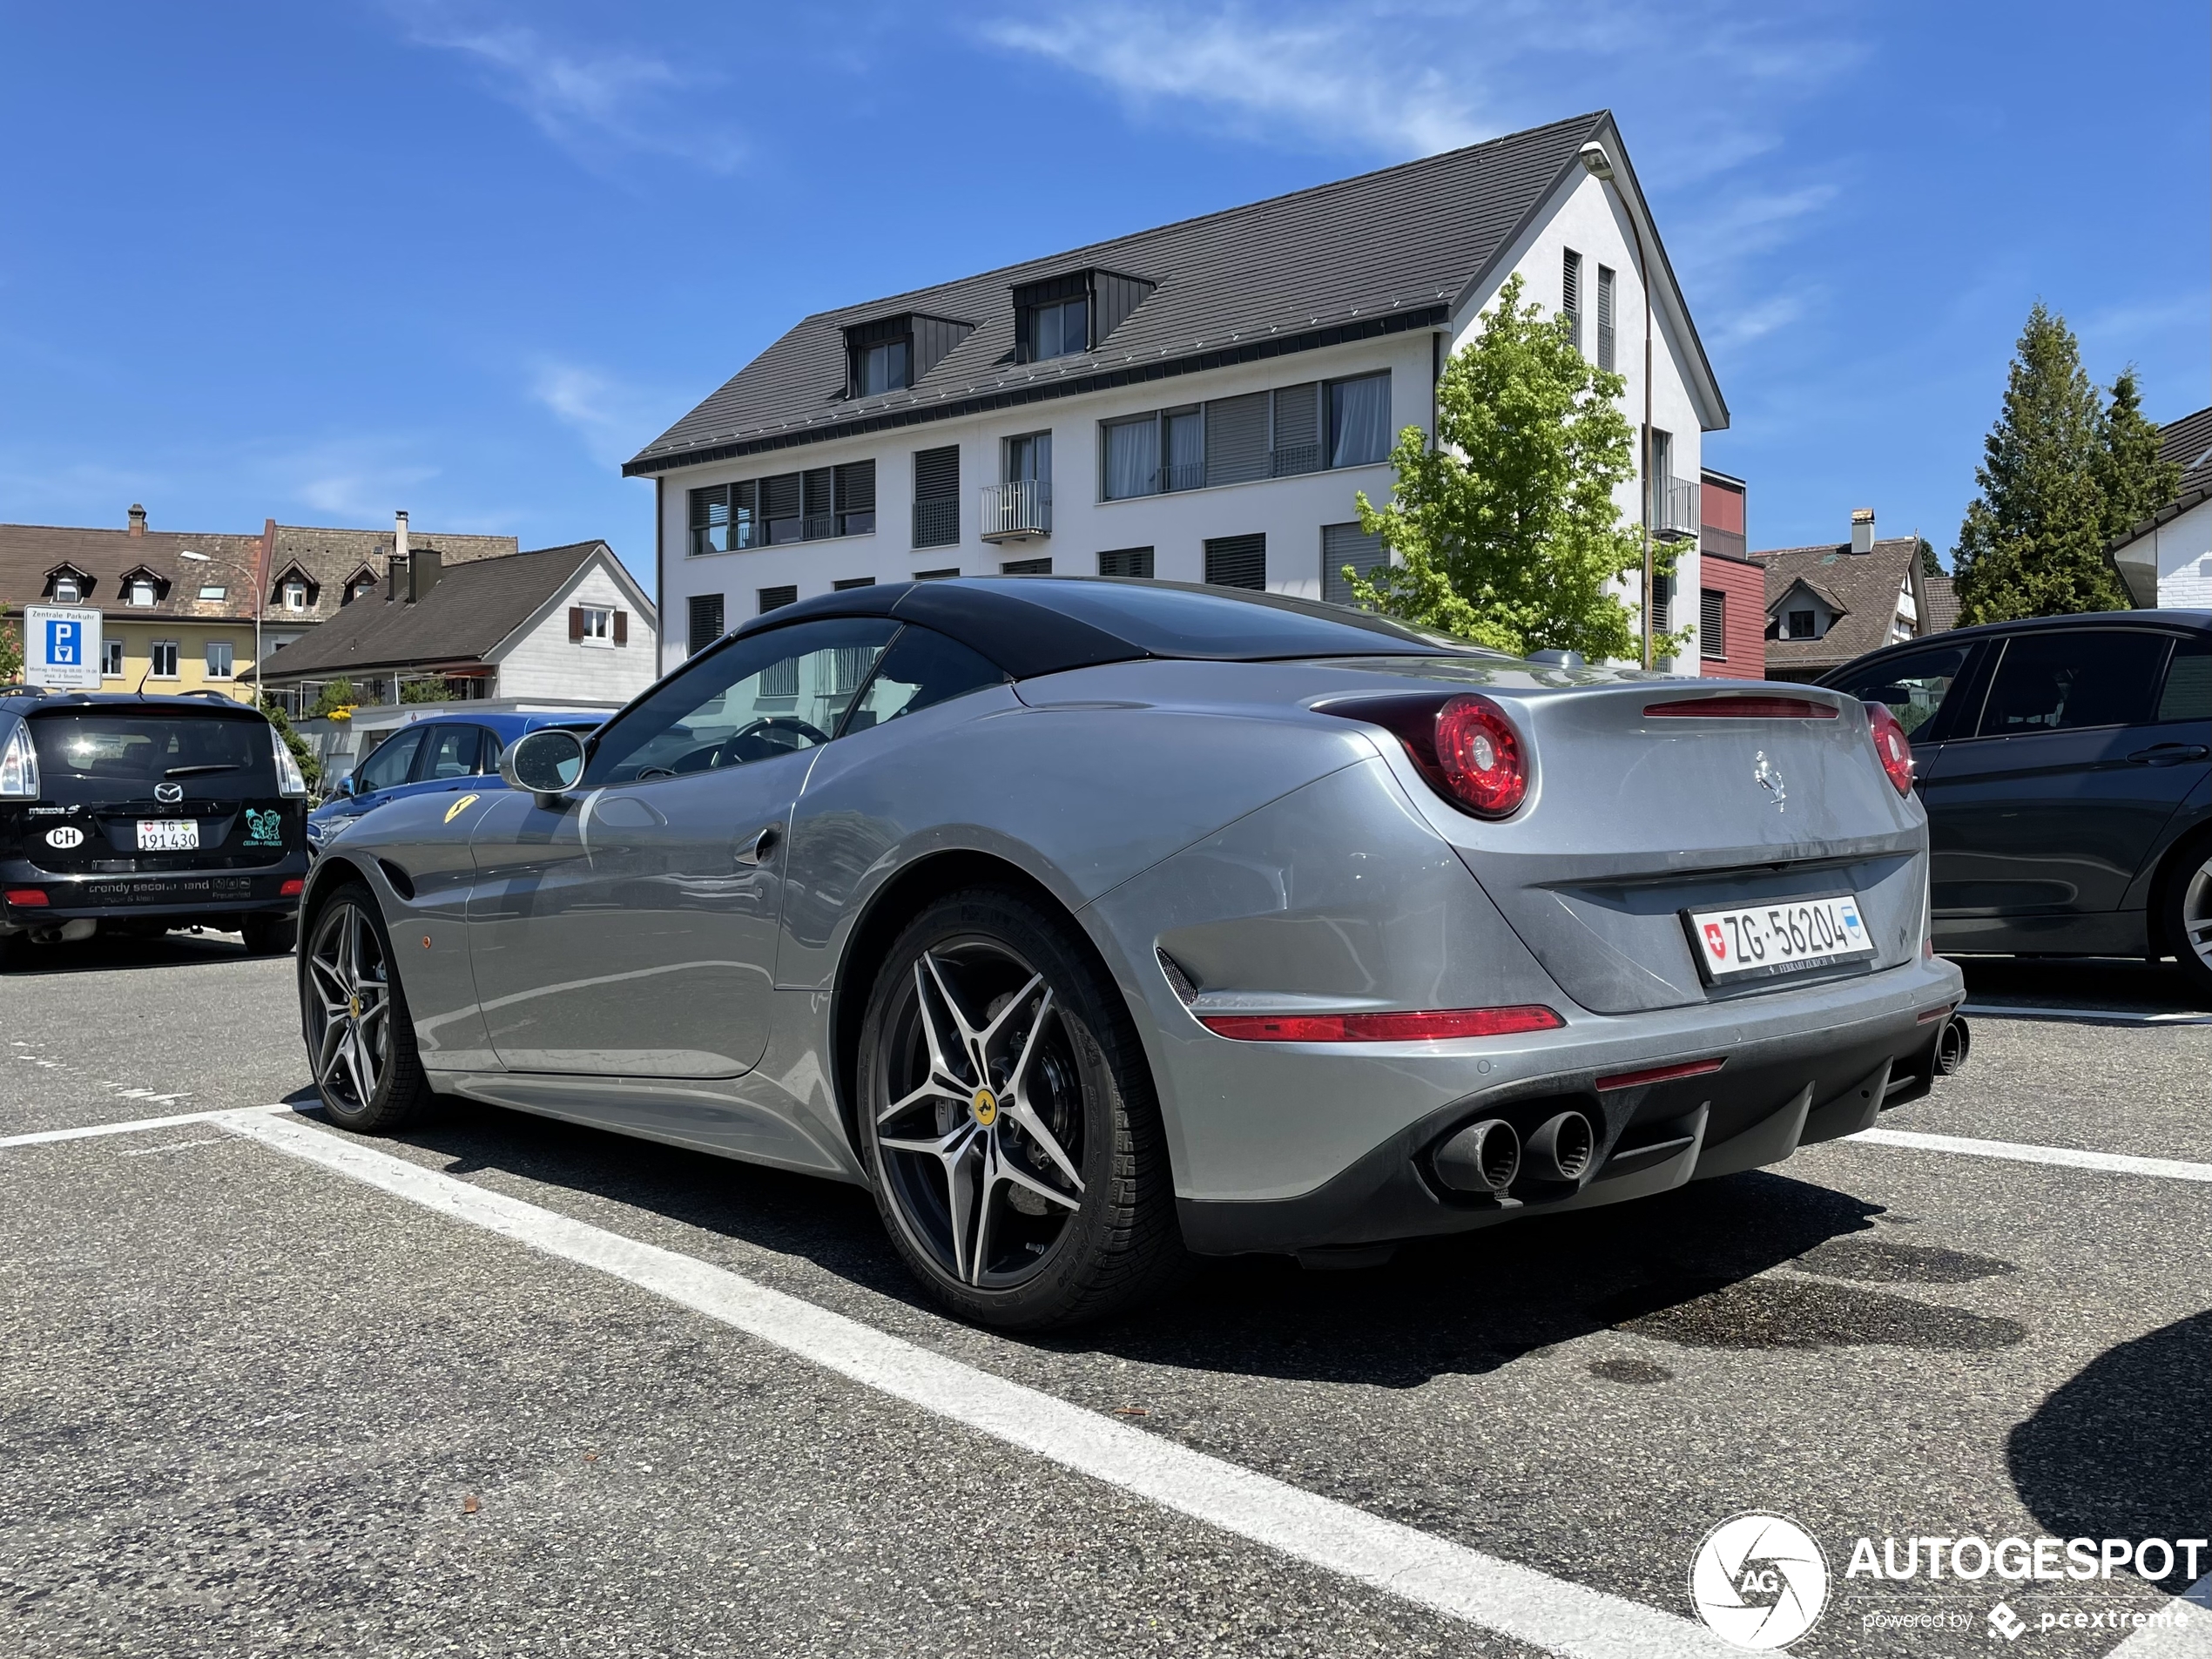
[[913, 445, 960, 548], [1271, 385, 1319, 475], [761, 474, 803, 543], [1597, 266, 1616, 373], [1700, 590, 1725, 660], [686, 593, 725, 656], [758, 585, 798, 613], [1096, 546, 1154, 578], [1562, 250, 1582, 354], [1204, 533, 1266, 590], [1204, 392, 1269, 487], [1000, 556, 1051, 575], [1321, 523, 1387, 607]]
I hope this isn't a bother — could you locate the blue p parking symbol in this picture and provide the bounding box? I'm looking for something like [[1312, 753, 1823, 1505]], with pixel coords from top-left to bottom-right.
[[46, 619, 80, 665]]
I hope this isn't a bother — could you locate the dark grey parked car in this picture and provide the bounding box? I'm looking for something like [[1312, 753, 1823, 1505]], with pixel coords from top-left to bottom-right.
[[1823, 610, 2211, 995]]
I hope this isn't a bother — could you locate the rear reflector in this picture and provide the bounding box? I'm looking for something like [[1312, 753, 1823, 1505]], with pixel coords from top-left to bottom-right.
[[279, 878, 306, 897], [1200, 1005, 1564, 1043], [1595, 1057, 1725, 1091], [1644, 696, 1838, 719], [4, 888, 49, 907]]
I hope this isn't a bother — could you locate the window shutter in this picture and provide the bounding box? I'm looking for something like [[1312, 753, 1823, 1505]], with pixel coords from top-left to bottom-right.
[[1561, 249, 1582, 354], [1700, 590, 1725, 660], [613, 610, 629, 646], [686, 593, 725, 656], [1203, 533, 1266, 590], [757, 585, 797, 614], [1204, 392, 1269, 487], [1270, 386, 1319, 475], [1321, 522, 1386, 607], [1096, 546, 1154, 578], [569, 606, 584, 642], [1596, 266, 1616, 373]]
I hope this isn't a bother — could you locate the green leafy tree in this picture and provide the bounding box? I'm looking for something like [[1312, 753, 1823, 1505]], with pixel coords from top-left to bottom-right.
[[2092, 366, 2182, 543], [401, 676, 449, 704], [0, 606, 21, 683], [1346, 273, 1683, 661], [308, 677, 357, 719], [259, 692, 322, 792], [1952, 304, 2130, 623], [1918, 537, 1942, 577]]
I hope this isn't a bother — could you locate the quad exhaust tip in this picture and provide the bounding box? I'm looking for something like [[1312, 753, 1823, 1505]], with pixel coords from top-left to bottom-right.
[[1433, 1118, 1520, 1194], [1525, 1110, 1595, 1183]]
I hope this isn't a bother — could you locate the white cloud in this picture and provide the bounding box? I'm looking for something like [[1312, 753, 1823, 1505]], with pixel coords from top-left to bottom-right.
[[263, 440, 439, 522], [529, 359, 671, 469], [397, 9, 744, 173]]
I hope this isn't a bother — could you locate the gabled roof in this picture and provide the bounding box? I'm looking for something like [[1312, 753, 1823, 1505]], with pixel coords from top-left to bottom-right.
[[1919, 572, 1960, 634], [0, 522, 266, 622], [626, 111, 1723, 475], [1753, 536, 1924, 672], [256, 542, 634, 679], [266, 523, 518, 627], [2110, 404, 2212, 553], [1770, 575, 1849, 617]]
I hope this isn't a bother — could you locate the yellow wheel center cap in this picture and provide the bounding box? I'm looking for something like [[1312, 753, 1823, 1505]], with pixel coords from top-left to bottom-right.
[[347, 995, 361, 1019], [970, 1087, 999, 1128]]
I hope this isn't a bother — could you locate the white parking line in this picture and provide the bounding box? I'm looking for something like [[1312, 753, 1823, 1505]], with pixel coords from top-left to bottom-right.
[[213, 1106, 1736, 1659], [1851, 1127, 2212, 1184], [2103, 1571, 2212, 1656], [0, 1104, 296, 1149]]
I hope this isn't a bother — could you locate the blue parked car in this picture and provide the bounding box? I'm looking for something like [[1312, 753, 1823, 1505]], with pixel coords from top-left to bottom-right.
[[307, 711, 604, 856]]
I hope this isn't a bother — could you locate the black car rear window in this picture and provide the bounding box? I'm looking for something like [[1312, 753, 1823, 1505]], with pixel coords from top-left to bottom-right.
[[1975, 631, 2171, 736], [30, 711, 275, 790], [995, 579, 1469, 660]]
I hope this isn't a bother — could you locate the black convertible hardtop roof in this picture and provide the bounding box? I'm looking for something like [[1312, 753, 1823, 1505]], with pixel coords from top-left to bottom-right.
[[732, 577, 1479, 678]]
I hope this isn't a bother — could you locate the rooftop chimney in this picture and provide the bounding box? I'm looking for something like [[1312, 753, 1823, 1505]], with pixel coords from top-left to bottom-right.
[[408, 545, 443, 604], [127, 503, 146, 537], [387, 555, 406, 603], [1851, 508, 1875, 556], [394, 509, 409, 567]]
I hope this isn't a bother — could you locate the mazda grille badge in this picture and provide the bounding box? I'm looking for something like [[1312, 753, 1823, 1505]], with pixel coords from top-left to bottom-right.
[[155, 782, 184, 804]]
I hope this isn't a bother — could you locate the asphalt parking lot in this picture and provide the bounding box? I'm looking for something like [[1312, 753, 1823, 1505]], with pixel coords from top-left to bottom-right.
[[3, 935, 2207, 1658]]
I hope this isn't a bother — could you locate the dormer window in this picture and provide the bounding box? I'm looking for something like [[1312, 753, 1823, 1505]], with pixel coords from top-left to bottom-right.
[[1012, 269, 1154, 365], [843, 313, 972, 400], [284, 581, 307, 611], [118, 566, 168, 608], [44, 564, 93, 604], [129, 579, 157, 606], [52, 575, 80, 604]]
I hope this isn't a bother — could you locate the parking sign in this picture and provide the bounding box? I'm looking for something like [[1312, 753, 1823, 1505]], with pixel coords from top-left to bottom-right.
[[24, 606, 103, 689]]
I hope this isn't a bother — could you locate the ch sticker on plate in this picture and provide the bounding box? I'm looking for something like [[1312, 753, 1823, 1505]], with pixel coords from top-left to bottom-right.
[[1687, 894, 1872, 982]]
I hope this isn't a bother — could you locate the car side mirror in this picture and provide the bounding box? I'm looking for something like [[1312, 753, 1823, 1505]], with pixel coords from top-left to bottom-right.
[[501, 726, 587, 806], [336, 772, 355, 797]]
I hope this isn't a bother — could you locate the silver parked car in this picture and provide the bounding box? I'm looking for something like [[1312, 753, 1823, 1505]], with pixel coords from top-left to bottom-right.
[[296, 579, 1966, 1329]]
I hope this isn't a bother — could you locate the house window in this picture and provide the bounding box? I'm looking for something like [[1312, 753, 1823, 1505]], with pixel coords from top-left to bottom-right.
[[834, 461, 876, 536], [1596, 265, 1617, 373], [206, 641, 234, 679], [1271, 383, 1321, 475], [1327, 373, 1392, 469], [854, 338, 909, 396], [763, 473, 804, 544], [1103, 408, 1204, 499], [914, 568, 960, 581], [51, 575, 81, 604], [284, 581, 307, 611], [128, 578, 157, 607], [687, 593, 725, 656], [687, 466, 878, 554], [1562, 249, 1582, 354], [1028, 296, 1088, 361], [1000, 557, 1050, 576], [1788, 609, 1817, 639], [1097, 546, 1153, 578], [198, 583, 226, 601], [913, 446, 960, 549], [1322, 523, 1387, 608], [1204, 533, 1266, 590], [759, 585, 798, 613], [1650, 572, 1671, 632], [1004, 431, 1050, 485], [1700, 590, 1726, 660], [833, 577, 877, 590], [149, 640, 179, 678], [577, 606, 614, 646], [101, 640, 124, 677]]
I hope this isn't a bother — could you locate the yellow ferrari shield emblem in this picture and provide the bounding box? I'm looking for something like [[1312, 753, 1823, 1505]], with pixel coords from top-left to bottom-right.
[[444, 793, 481, 824], [970, 1088, 999, 1128]]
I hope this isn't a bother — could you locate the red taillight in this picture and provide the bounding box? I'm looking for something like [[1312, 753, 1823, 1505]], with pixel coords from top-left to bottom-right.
[[4, 888, 49, 907], [279, 878, 306, 897], [1200, 1004, 1563, 1042], [1866, 700, 1915, 796], [1433, 694, 1527, 817], [1595, 1057, 1724, 1091], [1643, 695, 1838, 719]]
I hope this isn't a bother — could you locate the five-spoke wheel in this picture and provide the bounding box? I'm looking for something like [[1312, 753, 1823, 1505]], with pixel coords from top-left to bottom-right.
[[859, 888, 1178, 1329], [300, 886, 431, 1131]]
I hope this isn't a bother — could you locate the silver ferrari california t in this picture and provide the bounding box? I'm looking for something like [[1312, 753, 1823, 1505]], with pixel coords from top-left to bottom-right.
[[296, 578, 1966, 1328]]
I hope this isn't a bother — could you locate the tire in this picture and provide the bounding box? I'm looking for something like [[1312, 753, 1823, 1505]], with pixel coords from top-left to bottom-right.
[[300, 884, 435, 1133], [856, 886, 1181, 1332], [241, 914, 299, 956], [2159, 834, 2212, 1002]]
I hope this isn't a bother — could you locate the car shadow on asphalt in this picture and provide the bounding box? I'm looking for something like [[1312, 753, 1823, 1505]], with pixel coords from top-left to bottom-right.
[[0, 933, 273, 975], [2008, 1309, 2212, 1595], [373, 1099, 2027, 1390]]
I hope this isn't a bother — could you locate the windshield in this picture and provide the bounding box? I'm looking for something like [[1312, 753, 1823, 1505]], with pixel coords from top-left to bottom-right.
[[998, 579, 1482, 659], [30, 711, 277, 794]]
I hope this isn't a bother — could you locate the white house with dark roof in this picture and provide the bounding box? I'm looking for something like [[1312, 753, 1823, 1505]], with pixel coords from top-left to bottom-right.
[[2110, 406, 2212, 610], [626, 111, 1728, 675]]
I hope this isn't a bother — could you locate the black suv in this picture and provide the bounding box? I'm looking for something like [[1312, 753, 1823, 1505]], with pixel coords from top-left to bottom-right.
[[1823, 610, 2210, 995], [0, 687, 312, 968]]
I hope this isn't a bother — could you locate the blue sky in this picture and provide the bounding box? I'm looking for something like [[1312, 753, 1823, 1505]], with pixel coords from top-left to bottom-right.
[[2, 2, 2204, 589]]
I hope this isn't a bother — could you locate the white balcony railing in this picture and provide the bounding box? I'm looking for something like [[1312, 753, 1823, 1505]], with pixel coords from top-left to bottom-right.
[[1656, 477, 1701, 541], [981, 479, 1052, 542]]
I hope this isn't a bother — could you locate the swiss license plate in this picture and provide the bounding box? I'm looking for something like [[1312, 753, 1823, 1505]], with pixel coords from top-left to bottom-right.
[[1687, 894, 1873, 982], [137, 819, 200, 852]]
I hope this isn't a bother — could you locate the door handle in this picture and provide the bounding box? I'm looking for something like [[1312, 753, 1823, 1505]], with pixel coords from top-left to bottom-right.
[[734, 824, 779, 867], [2126, 744, 2209, 765]]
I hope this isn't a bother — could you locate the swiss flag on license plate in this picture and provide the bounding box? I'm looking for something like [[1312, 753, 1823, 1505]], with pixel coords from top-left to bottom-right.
[[1703, 922, 1727, 959]]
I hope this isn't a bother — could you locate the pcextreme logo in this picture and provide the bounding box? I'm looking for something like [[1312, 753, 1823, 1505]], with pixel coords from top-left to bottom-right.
[[1689, 1513, 1830, 1649]]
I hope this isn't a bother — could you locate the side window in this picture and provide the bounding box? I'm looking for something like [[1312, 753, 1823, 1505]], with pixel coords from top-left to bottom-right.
[[476, 727, 505, 772], [354, 728, 423, 794], [1833, 644, 1972, 738], [414, 724, 482, 781], [1976, 631, 2171, 737], [584, 617, 900, 786], [843, 626, 1008, 734], [2155, 637, 2209, 723]]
